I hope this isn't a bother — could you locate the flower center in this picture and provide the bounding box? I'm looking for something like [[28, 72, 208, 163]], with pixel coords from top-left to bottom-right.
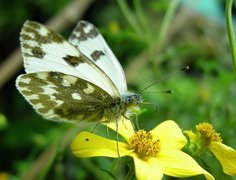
[[128, 130, 160, 157], [196, 123, 222, 145]]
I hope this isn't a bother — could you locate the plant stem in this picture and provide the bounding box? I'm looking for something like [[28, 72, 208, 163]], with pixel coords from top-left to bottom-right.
[[133, 0, 151, 42], [225, 0, 236, 71], [156, 0, 180, 49], [117, 0, 143, 36], [150, 0, 181, 76]]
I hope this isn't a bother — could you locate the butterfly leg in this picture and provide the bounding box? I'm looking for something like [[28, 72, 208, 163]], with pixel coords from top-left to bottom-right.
[[133, 113, 140, 130], [91, 121, 110, 138], [91, 121, 101, 133], [115, 115, 121, 158], [105, 123, 110, 138], [123, 114, 138, 131]]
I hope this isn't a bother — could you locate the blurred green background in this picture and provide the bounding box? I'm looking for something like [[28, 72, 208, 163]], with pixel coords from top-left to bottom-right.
[[0, 0, 235, 179]]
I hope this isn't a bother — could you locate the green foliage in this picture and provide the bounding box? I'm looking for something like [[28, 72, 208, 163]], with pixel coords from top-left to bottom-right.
[[0, 0, 236, 179]]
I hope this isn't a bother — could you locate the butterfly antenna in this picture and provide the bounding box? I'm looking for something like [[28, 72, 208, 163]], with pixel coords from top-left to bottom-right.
[[139, 66, 189, 94], [141, 89, 174, 94]]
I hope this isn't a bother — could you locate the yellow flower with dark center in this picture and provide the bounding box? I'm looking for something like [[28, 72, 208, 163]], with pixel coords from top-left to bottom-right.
[[185, 122, 236, 176], [71, 120, 214, 180], [129, 130, 161, 157]]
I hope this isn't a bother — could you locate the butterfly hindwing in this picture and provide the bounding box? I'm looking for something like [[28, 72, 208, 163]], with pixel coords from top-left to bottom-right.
[[68, 21, 127, 93], [16, 71, 116, 122], [20, 20, 119, 97]]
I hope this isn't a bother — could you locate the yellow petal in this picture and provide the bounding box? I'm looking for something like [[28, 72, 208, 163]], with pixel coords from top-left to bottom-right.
[[184, 130, 196, 139], [71, 131, 133, 158], [158, 150, 215, 180], [105, 117, 135, 141], [151, 120, 187, 149], [132, 155, 163, 180], [209, 142, 236, 176]]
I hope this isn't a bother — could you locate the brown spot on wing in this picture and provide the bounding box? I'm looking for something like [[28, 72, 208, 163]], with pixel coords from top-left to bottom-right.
[[21, 21, 64, 44], [63, 55, 84, 67], [90, 50, 105, 61], [74, 21, 99, 41]]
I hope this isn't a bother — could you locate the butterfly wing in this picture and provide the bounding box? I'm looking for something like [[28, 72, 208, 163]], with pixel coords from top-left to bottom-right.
[[68, 21, 127, 94], [20, 20, 119, 97], [16, 72, 116, 122]]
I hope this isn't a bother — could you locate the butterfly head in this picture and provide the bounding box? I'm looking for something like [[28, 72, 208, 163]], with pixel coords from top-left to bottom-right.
[[123, 93, 142, 107]]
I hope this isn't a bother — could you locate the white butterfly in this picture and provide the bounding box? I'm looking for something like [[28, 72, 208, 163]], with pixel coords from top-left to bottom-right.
[[16, 20, 142, 125]]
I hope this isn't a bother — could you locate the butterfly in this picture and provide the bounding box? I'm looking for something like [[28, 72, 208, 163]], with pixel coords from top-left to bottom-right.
[[16, 20, 142, 130]]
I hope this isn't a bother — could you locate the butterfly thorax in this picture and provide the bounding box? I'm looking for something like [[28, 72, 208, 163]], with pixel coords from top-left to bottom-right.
[[101, 93, 142, 123]]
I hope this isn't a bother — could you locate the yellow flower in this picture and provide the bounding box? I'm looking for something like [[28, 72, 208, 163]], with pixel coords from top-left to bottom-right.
[[0, 172, 9, 180], [185, 122, 236, 176], [71, 120, 214, 180], [108, 21, 120, 33]]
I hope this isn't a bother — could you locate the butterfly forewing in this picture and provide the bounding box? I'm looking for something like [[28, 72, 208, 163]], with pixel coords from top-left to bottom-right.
[[16, 72, 117, 122], [68, 21, 127, 93], [20, 20, 119, 97]]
